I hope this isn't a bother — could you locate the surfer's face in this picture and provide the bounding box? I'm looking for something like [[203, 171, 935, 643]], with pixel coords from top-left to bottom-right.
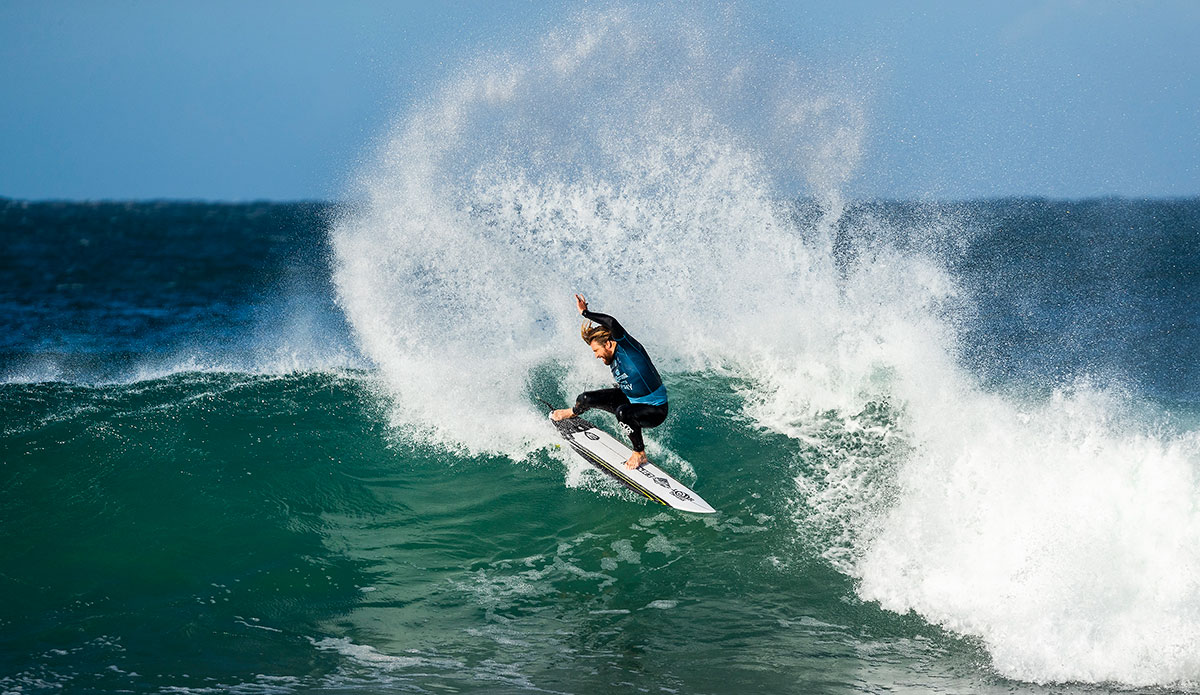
[[590, 339, 616, 365]]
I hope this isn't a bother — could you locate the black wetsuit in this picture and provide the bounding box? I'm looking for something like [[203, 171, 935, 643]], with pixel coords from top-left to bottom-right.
[[573, 310, 668, 453]]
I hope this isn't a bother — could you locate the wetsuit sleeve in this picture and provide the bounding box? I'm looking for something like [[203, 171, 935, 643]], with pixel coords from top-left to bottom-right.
[[581, 310, 626, 340]]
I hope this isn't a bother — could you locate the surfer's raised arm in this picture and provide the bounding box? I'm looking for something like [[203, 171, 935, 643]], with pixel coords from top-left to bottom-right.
[[573, 294, 626, 340]]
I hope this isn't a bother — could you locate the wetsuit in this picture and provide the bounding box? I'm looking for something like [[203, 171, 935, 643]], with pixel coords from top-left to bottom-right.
[[572, 309, 668, 452]]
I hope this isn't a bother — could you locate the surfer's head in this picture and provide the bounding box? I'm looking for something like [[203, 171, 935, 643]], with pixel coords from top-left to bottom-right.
[[581, 322, 617, 365]]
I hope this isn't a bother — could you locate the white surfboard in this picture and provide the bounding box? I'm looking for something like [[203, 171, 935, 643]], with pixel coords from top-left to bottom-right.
[[551, 414, 715, 514]]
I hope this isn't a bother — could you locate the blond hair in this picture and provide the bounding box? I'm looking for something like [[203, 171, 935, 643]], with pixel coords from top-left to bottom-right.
[[580, 321, 612, 345]]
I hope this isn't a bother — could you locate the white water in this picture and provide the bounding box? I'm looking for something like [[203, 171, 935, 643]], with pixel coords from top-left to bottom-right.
[[331, 6, 875, 456], [330, 5, 1200, 688], [855, 382, 1200, 686]]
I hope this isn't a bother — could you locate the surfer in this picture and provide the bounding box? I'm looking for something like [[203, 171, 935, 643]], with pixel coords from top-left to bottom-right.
[[551, 294, 668, 470]]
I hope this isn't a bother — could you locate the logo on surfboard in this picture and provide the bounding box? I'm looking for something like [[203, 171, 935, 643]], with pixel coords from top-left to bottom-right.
[[556, 416, 715, 513]]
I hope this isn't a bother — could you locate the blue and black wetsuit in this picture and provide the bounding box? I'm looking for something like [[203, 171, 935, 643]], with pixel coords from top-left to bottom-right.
[[572, 309, 668, 452]]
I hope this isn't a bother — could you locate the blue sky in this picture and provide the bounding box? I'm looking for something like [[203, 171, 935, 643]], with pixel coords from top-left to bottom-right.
[[1, 1, 1196, 200]]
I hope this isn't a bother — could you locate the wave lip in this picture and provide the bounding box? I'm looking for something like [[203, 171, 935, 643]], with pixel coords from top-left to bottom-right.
[[844, 383, 1200, 687]]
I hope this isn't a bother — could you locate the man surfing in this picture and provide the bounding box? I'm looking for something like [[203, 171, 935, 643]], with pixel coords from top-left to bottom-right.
[[550, 295, 668, 470]]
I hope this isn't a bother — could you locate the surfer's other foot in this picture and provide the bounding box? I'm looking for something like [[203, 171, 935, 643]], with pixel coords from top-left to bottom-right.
[[625, 452, 648, 469], [550, 408, 575, 421]]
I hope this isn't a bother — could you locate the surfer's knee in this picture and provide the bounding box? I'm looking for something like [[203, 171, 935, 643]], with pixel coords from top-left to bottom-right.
[[576, 388, 624, 415], [615, 411, 645, 451], [618, 403, 668, 430]]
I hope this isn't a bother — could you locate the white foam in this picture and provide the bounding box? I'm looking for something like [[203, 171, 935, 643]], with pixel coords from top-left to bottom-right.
[[311, 637, 460, 671], [0, 345, 364, 387], [851, 383, 1200, 686], [644, 533, 678, 556], [331, 5, 872, 461], [610, 539, 642, 565], [644, 599, 678, 610]]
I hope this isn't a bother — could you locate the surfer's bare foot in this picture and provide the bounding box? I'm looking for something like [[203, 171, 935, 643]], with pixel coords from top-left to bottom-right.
[[550, 408, 576, 421], [625, 451, 648, 469]]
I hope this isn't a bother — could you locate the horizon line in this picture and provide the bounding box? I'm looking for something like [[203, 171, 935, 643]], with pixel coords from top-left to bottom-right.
[[3, 194, 1198, 206]]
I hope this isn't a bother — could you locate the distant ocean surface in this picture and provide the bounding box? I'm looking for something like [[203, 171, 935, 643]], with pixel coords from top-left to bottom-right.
[[3, 195, 1198, 694]]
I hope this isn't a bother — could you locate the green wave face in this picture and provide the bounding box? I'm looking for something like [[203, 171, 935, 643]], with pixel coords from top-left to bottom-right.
[[3, 370, 981, 694]]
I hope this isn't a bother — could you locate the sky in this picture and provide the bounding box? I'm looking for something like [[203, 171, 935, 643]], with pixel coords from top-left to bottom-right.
[[1, 0, 1197, 201]]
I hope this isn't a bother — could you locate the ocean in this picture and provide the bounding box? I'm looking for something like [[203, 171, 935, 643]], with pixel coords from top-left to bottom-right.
[[4, 8, 1200, 694], [3, 195, 1197, 694]]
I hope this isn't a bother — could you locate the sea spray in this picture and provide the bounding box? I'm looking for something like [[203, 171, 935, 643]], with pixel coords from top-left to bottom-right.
[[330, 6, 881, 458], [327, 4, 1200, 689]]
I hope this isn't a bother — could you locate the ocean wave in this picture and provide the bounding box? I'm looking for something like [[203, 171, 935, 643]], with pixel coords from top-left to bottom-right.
[[325, 4, 1200, 688]]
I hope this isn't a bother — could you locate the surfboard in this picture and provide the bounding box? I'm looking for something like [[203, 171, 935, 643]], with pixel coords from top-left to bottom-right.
[[550, 414, 715, 514]]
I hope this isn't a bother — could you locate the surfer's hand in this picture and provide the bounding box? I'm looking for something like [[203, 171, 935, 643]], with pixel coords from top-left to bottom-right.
[[550, 408, 576, 421], [575, 294, 588, 314]]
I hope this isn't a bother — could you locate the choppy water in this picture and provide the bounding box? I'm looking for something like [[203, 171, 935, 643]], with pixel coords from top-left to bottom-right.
[[3, 6, 1199, 694]]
